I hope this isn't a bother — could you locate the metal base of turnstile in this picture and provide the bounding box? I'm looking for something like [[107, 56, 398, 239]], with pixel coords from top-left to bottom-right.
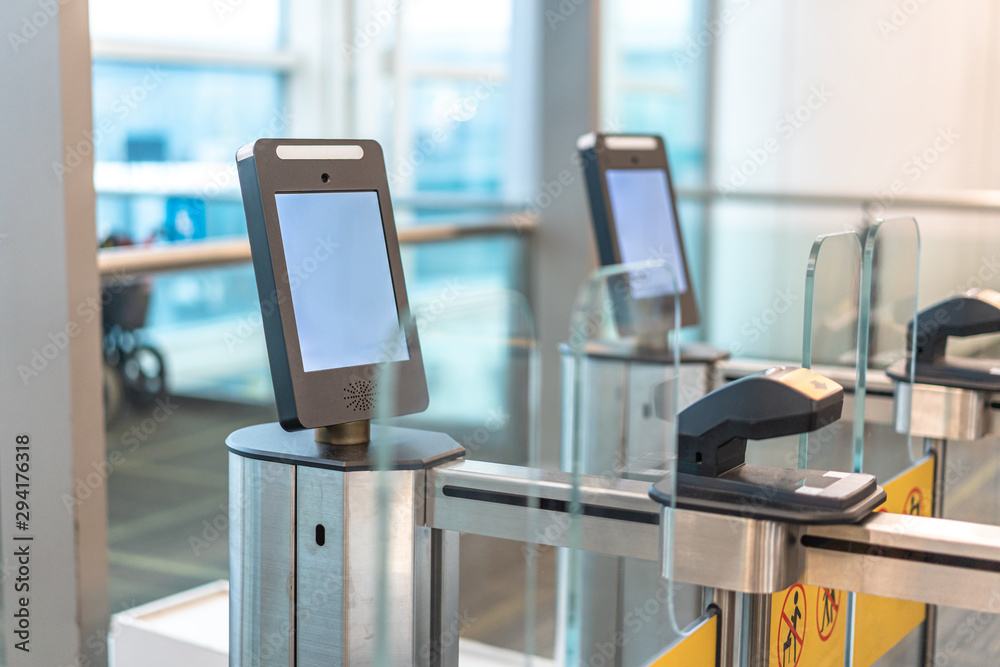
[[556, 342, 725, 666], [894, 380, 994, 667], [228, 422, 464, 666]]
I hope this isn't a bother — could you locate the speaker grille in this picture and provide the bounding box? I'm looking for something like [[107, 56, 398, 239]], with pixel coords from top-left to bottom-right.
[[344, 380, 375, 412]]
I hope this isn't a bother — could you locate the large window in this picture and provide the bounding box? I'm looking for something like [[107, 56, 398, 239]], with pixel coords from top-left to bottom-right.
[[348, 0, 521, 202], [91, 0, 289, 244], [90, 0, 536, 612], [601, 0, 712, 340], [601, 0, 710, 188]]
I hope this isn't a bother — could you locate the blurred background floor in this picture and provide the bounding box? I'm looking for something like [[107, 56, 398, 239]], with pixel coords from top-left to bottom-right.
[[105, 396, 272, 610]]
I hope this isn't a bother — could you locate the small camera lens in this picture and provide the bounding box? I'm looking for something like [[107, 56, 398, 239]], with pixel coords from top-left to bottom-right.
[[321, 173, 330, 183]]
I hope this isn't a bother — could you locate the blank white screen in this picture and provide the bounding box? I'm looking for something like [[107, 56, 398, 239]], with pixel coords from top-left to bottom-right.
[[275, 191, 409, 372], [605, 168, 688, 298]]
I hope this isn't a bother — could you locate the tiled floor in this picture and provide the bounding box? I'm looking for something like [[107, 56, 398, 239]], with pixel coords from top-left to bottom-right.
[[106, 396, 275, 610]]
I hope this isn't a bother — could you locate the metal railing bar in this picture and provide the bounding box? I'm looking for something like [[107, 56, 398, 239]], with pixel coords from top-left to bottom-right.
[[97, 216, 537, 277], [676, 187, 1000, 212], [91, 40, 299, 71]]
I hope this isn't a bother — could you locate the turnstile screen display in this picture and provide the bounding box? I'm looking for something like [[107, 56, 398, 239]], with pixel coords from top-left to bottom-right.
[[274, 190, 409, 372], [605, 168, 689, 299]]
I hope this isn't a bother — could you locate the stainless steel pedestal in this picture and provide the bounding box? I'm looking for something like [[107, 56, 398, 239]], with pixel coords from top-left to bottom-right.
[[228, 422, 464, 666], [893, 380, 993, 667]]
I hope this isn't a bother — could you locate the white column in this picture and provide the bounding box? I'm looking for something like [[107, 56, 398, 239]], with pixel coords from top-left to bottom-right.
[[533, 0, 603, 465], [0, 0, 108, 664]]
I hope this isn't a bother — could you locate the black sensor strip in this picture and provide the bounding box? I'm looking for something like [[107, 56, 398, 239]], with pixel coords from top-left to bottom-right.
[[801, 535, 1000, 573], [441, 486, 660, 526]]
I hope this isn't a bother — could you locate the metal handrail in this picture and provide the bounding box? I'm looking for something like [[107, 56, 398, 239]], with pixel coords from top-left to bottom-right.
[[97, 216, 537, 277], [97, 186, 1000, 278], [676, 187, 1000, 212]]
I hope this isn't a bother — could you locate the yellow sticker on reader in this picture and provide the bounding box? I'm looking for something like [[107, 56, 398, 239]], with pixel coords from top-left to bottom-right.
[[769, 367, 842, 402]]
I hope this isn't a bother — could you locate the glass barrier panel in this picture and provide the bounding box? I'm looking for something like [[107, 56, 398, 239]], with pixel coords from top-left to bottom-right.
[[562, 260, 689, 666], [758, 230, 866, 666], [857, 216, 921, 474], [798, 231, 863, 471], [373, 289, 541, 664], [849, 216, 923, 665], [778, 219, 920, 666]]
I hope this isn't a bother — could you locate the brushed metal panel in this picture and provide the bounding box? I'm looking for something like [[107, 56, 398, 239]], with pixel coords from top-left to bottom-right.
[[669, 510, 804, 594], [344, 470, 417, 665], [229, 453, 243, 665], [803, 547, 1000, 613], [428, 460, 804, 593], [293, 468, 418, 665], [429, 460, 663, 515], [803, 512, 1000, 613], [295, 465, 345, 664], [807, 511, 1000, 561], [427, 461, 661, 561], [895, 382, 991, 440], [229, 454, 295, 667]]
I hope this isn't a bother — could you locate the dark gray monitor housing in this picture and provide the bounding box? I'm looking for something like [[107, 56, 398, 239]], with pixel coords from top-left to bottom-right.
[[577, 132, 700, 332], [236, 139, 428, 433]]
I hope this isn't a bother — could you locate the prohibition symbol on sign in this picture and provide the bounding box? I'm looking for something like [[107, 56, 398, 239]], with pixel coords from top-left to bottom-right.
[[817, 587, 840, 641], [905, 487, 923, 516], [778, 584, 806, 667]]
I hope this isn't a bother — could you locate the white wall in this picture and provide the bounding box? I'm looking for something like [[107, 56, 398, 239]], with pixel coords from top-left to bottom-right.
[[706, 0, 1000, 359]]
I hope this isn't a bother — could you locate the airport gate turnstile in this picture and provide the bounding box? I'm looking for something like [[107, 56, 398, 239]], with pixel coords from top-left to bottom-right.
[[227, 213, 1000, 666]]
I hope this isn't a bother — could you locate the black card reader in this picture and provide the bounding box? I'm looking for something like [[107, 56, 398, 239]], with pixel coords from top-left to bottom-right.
[[886, 288, 1000, 392], [650, 367, 886, 524]]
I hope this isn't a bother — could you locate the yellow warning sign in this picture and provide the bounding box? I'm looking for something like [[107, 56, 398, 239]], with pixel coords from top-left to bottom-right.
[[769, 581, 845, 666], [852, 455, 934, 667], [816, 587, 841, 642], [766, 456, 934, 666], [648, 611, 717, 666], [777, 585, 807, 666]]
